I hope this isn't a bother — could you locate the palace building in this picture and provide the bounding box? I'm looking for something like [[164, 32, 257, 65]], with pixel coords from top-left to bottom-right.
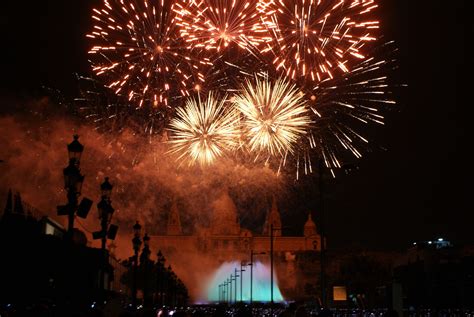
[[149, 188, 322, 301], [149, 188, 321, 259]]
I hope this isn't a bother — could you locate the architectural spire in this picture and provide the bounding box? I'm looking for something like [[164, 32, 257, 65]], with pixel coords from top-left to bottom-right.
[[3, 189, 13, 215], [13, 192, 24, 214], [167, 198, 182, 235], [304, 212, 317, 237]]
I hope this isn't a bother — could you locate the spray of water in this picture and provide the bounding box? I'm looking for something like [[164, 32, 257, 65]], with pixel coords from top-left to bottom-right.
[[206, 261, 284, 302]]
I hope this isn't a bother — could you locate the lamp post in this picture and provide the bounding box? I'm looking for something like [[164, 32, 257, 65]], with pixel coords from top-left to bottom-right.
[[97, 177, 114, 251], [249, 250, 266, 304], [132, 221, 142, 308], [223, 281, 227, 303], [62, 135, 84, 239], [240, 261, 246, 302], [140, 233, 151, 307], [156, 250, 166, 306], [230, 274, 234, 304], [234, 268, 239, 304], [96, 177, 115, 292]]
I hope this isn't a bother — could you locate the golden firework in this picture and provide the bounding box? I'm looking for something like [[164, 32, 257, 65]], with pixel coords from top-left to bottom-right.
[[168, 93, 240, 166], [235, 76, 311, 156]]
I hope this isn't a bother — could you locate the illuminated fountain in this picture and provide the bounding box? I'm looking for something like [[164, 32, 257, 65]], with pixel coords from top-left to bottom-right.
[[206, 261, 284, 302]]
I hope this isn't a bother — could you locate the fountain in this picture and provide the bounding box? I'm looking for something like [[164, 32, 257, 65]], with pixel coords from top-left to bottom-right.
[[206, 260, 284, 302]]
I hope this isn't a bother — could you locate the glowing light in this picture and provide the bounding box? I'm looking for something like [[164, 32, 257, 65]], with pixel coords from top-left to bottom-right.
[[235, 76, 311, 157], [168, 93, 240, 166], [260, 0, 379, 83], [173, 0, 274, 52], [87, 0, 207, 107], [206, 261, 284, 302]]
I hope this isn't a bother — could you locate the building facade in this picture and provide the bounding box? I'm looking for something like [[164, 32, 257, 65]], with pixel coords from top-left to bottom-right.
[[149, 188, 322, 301]]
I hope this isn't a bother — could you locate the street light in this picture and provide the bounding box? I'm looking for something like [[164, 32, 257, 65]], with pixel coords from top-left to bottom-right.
[[240, 261, 246, 302], [230, 274, 234, 304], [67, 134, 84, 162], [226, 278, 230, 303], [96, 177, 115, 250], [141, 233, 151, 307], [59, 135, 91, 240], [222, 281, 227, 303], [100, 177, 113, 200], [63, 160, 84, 194], [132, 221, 142, 308], [234, 267, 239, 304], [156, 250, 166, 306], [249, 250, 266, 304]]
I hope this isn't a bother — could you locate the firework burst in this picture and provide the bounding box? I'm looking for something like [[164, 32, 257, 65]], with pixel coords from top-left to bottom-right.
[[167, 93, 240, 166], [260, 0, 379, 83], [87, 0, 209, 108], [292, 41, 399, 178], [235, 76, 311, 157], [173, 0, 274, 52]]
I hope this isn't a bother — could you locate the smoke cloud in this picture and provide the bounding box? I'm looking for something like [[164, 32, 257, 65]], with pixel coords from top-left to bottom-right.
[[0, 96, 287, 300]]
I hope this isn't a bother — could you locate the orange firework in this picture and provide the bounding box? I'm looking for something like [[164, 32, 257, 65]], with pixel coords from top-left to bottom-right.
[[260, 0, 379, 82], [173, 0, 274, 52], [87, 0, 209, 108]]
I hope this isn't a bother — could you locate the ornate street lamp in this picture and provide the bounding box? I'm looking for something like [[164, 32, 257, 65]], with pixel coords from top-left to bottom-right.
[[58, 135, 92, 239], [63, 160, 84, 194], [140, 233, 152, 307], [132, 221, 142, 308], [95, 178, 116, 249], [100, 177, 113, 200], [67, 134, 84, 162]]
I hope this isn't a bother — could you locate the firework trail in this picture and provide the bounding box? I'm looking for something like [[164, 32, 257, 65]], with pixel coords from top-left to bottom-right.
[[173, 0, 274, 53], [259, 0, 379, 83], [235, 76, 311, 158], [87, 0, 210, 108], [291, 41, 399, 178], [167, 93, 240, 166]]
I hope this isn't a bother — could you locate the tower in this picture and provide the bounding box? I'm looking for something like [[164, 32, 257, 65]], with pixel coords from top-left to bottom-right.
[[166, 199, 182, 235], [304, 213, 317, 237], [263, 196, 282, 236]]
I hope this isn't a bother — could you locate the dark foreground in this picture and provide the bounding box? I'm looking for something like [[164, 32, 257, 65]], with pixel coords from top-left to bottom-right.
[[1, 303, 473, 317]]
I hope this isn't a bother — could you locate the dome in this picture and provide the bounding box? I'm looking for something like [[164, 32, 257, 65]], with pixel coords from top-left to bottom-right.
[[211, 187, 240, 235]]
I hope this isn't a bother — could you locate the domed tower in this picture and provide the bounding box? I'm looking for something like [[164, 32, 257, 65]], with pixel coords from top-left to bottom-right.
[[304, 213, 317, 237], [167, 199, 182, 235], [263, 196, 282, 236], [211, 187, 240, 235], [304, 213, 321, 251]]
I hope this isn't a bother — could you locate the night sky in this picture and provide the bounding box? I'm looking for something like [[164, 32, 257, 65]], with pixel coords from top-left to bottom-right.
[[0, 0, 471, 250]]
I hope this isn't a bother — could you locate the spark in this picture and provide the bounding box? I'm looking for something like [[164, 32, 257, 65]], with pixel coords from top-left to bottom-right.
[[173, 0, 274, 52], [87, 0, 208, 108], [167, 93, 240, 166], [260, 0, 379, 83], [235, 76, 311, 157]]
